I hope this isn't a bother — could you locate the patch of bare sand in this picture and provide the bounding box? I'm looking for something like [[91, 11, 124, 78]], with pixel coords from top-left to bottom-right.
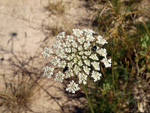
[[0, 0, 91, 112]]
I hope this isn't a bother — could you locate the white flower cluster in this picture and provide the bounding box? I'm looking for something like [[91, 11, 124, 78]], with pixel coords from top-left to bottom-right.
[[42, 29, 111, 93]]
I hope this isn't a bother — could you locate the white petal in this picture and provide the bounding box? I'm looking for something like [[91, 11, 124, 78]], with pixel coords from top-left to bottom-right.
[[54, 71, 64, 82], [101, 58, 111, 68], [96, 35, 107, 45], [83, 66, 90, 75], [42, 47, 53, 58], [43, 66, 54, 78], [58, 61, 66, 68], [91, 62, 100, 71], [91, 71, 101, 82], [84, 60, 90, 66], [74, 65, 81, 75], [89, 54, 99, 60], [78, 73, 87, 84], [66, 80, 80, 93], [97, 48, 107, 58], [73, 29, 83, 37]]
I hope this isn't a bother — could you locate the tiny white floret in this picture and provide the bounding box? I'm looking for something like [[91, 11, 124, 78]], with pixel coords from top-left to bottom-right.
[[84, 60, 90, 66], [91, 71, 101, 82], [42, 47, 53, 58], [78, 73, 87, 84], [58, 61, 66, 68], [89, 54, 99, 60], [66, 80, 80, 93], [83, 66, 90, 75], [54, 71, 64, 82], [73, 29, 83, 37], [101, 58, 111, 68], [74, 65, 81, 75], [43, 66, 54, 78], [91, 61, 100, 71], [96, 35, 107, 45], [97, 48, 107, 58]]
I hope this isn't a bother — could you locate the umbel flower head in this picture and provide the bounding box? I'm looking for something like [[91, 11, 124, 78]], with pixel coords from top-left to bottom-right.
[[42, 29, 111, 93]]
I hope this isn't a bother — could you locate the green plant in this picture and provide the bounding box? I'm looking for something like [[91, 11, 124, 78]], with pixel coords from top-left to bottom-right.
[[84, 0, 150, 112]]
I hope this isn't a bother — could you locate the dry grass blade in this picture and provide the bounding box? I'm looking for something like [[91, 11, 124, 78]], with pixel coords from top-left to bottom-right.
[[45, 1, 65, 15], [0, 75, 39, 113]]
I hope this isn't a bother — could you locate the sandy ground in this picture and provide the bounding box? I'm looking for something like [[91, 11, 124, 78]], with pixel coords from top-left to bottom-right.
[[0, 0, 93, 55], [0, 0, 92, 112]]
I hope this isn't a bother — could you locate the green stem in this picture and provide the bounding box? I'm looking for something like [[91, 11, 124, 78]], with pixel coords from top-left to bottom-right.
[[111, 37, 115, 91], [136, 62, 140, 76], [143, 21, 150, 37], [83, 85, 94, 113]]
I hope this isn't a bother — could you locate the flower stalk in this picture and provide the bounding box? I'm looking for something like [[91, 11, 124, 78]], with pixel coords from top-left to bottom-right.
[[83, 85, 94, 113]]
